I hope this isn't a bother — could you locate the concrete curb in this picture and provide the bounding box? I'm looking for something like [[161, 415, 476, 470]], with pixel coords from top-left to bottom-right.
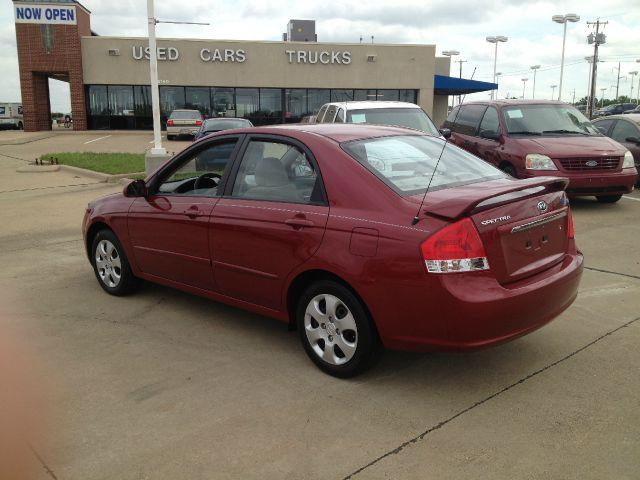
[[15, 163, 145, 183]]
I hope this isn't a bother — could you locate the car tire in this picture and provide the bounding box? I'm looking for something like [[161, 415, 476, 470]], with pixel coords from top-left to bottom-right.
[[167, 134, 175, 141], [296, 280, 381, 378], [501, 164, 517, 178], [91, 229, 141, 296], [596, 194, 622, 203], [17, 121, 23, 130]]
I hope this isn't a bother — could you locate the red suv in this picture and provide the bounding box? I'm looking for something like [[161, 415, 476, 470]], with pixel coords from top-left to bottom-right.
[[442, 100, 638, 203]]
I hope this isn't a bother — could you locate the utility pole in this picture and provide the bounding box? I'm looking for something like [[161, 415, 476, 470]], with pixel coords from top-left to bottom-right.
[[455, 59, 467, 106], [586, 19, 607, 118], [614, 62, 621, 100]]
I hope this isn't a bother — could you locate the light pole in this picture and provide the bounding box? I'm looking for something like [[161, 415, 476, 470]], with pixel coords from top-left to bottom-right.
[[442, 50, 459, 108], [486, 36, 508, 99], [495, 72, 502, 98], [636, 59, 640, 104], [550, 84, 558, 99], [521, 78, 528, 99], [629, 71, 638, 102], [600, 87, 607, 107], [147, 0, 164, 155], [530, 65, 540, 99], [552, 13, 580, 101]]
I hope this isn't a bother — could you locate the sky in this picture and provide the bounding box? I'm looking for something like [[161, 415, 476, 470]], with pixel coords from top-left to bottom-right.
[[1, 0, 639, 112]]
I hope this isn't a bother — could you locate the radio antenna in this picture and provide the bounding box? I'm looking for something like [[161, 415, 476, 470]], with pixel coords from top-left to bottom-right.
[[411, 67, 478, 225]]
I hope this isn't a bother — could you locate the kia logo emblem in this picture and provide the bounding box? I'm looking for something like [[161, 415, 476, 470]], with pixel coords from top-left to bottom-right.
[[537, 201, 548, 213], [585, 160, 598, 167]]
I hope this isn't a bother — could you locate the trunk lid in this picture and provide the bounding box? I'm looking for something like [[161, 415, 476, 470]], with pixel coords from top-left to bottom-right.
[[413, 177, 571, 284]]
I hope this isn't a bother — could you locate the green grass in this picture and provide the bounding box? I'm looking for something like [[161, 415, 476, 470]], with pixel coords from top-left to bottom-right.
[[40, 152, 145, 175]]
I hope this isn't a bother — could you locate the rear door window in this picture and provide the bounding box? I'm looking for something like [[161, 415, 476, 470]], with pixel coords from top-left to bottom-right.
[[335, 108, 345, 123], [478, 107, 500, 136], [455, 105, 487, 136]]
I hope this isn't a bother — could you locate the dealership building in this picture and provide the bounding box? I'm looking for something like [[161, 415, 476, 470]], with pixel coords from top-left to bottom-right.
[[14, 0, 496, 131]]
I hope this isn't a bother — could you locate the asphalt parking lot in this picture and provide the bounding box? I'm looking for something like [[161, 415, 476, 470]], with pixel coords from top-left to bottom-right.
[[1, 131, 639, 479]]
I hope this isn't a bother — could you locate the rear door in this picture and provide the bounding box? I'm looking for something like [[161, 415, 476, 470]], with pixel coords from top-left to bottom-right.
[[211, 136, 329, 309], [609, 119, 640, 167], [449, 104, 487, 156], [475, 106, 502, 167]]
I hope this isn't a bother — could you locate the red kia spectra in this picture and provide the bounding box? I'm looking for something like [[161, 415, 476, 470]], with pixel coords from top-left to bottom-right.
[[83, 124, 583, 377]]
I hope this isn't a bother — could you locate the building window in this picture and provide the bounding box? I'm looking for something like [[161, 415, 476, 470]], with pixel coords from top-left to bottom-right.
[[307, 89, 330, 115], [354, 89, 377, 101], [185, 87, 211, 117], [377, 89, 399, 101], [285, 89, 307, 122], [257, 88, 282, 124], [235, 88, 259, 118], [88, 85, 108, 116], [134, 86, 152, 129], [331, 89, 354, 102], [212, 88, 235, 117], [159, 86, 186, 118], [108, 86, 134, 116], [399, 89, 417, 103]]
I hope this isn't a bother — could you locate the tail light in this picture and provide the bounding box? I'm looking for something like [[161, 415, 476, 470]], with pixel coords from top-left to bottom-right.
[[167, 119, 174, 126], [195, 119, 203, 126], [421, 218, 490, 273], [567, 209, 575, 239]]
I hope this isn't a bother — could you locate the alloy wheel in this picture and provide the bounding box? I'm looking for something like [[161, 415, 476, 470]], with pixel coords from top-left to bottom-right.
[[95, 239, 122, 288]]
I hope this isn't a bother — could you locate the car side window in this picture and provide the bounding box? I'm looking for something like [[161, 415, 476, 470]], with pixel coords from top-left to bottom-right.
[[335, 108, 345, 123], [455, 105, 487, 136], [322, 106, 337, 123], [157, 139, 237, 196], [594, 118, 615, 135], [316, 105, 328, 123], [610, 120, 639, 143], [478, 107, 500, 136], [443, 106, 460, 130], [231, 140, 320, 204]]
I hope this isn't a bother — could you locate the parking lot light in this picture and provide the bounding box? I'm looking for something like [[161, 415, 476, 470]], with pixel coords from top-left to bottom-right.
[[486, 36, 508, 100], [552, 13, 580, 101], [442, 50, 460, 108], [530, 66, 540, 99], [550, 84, 558, 99], [521, 78, 529, 99]]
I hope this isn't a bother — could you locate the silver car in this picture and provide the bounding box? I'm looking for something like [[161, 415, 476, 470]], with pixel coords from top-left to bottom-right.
[[166, 109, 203, 140]]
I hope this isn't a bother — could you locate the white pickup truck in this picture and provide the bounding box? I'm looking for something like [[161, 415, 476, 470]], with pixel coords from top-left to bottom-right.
[[0, 103, 24, 130]]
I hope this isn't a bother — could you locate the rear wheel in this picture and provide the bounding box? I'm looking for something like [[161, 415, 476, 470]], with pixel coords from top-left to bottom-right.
[[296, 281, 381, 378], [167, 134, 175, 141], [17, 121, 23, 130], [596, 194, 622, 203], [91, 229, 140, 295]]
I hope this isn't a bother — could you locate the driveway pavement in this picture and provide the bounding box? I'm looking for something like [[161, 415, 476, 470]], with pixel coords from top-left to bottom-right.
[[0, 131, 638, 479]]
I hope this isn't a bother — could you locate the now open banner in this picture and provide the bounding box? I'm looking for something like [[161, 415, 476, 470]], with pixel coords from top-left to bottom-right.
[[14, 3, 77, 25]]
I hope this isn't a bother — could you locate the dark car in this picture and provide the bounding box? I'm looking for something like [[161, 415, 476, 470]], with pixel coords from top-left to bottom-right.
[[623, 105, 640, 114], [193, 117, 253, 141], [593, 114, 640, 184], [442, 100, 638, 203], [593, 103, 637, 118], [83, 124, 583, 377]]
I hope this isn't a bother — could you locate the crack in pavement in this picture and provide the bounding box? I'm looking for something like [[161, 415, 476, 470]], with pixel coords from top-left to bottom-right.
[[29, 443, 59, 480], [343, 315, 640, 479], [584, 266, 640, 281]]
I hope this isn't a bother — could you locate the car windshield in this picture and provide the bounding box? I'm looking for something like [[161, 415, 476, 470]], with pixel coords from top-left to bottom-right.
[[503, 104, 601, 136], [203, 119, 248, 131], [342, 135, 505, 195], [170, 110, 201, 120], [346, 108, 439, 136]]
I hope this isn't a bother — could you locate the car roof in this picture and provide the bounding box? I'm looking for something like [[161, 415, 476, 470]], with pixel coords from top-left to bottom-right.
[[459, 99, 571, 107], [203, 123, 426, 143], [597, 113, 640, 123], [323, 101, 421, 111], [170, 109, 201, 113], [204, 117, 248, 121]]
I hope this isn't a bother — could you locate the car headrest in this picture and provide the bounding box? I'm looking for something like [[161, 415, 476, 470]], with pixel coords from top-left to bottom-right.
[[255, 157, 289, 187]]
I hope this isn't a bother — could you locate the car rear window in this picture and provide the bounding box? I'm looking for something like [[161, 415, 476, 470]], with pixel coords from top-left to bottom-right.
[[342, 135, 505, 195], [170, 110, 202, 119], [346, 108, 439, 136], [203, 119, 248, 131]]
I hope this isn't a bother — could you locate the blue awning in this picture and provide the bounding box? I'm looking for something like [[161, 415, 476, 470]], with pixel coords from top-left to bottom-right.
[[434, 75, 497, 95]]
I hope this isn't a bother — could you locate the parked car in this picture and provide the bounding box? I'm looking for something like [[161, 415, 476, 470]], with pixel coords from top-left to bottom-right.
[[193, 118, 253, 141], [83, 124, 583, 377], [593, 103, 636, 118], [442, 100, 638, 203], [0, 102, 23, 130], [623, 105, 640, 114], [166, 109, 203, 140], [315, 101, 440, 136], [593, 114, 640, 184]]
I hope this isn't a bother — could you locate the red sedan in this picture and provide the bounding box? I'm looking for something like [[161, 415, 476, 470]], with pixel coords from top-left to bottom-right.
[[83, 124, 583, 377]]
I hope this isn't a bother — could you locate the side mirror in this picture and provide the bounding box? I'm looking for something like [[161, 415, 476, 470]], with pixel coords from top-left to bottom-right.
[[480, 129, 501, 141], [625, 137, 640, 145], [124, 179, 147, 198], [439, 128, 452, 139]]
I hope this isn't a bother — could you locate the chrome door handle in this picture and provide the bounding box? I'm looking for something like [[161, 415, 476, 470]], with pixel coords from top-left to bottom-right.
[[185, 206, 201, 219]]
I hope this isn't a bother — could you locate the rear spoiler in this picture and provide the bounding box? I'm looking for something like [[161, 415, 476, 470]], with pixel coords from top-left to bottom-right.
[[420, 177, 569, 220]]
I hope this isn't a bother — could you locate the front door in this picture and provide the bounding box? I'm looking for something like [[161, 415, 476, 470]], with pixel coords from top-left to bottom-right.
[[128, 137, 241, 290], [609, 119, 640, 168], [211, 137, 329, 309]]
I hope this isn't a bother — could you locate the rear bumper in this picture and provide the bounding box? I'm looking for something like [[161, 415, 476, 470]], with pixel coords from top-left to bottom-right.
[[523, 169, 637, 196], [167, 125, 199, 136], [384, 252, 583, 351]]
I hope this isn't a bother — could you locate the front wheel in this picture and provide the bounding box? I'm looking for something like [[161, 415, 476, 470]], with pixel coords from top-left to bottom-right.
[[91, 229, 140, 295], [596, 194, 622, 203], [501, 164, 517, 178], [297, 281, 381, 378]]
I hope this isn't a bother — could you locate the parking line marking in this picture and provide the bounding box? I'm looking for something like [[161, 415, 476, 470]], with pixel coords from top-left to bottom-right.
[[622, 195, 640, 202], [83, 135, 112, 144]]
